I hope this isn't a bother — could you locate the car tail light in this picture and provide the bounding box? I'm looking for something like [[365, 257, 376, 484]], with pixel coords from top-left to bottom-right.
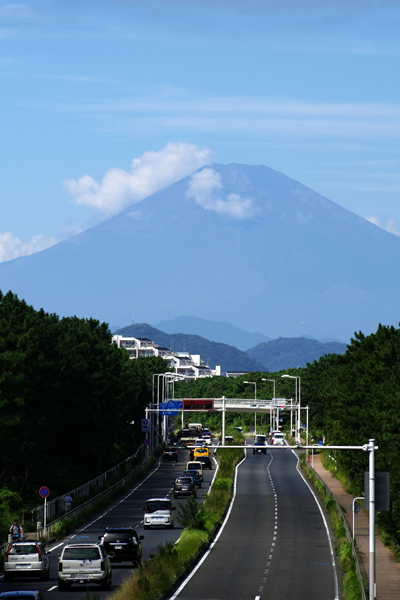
[[101, 561, 105, 571], [36, 545, 42, 561], [5, 546, 11, 562]]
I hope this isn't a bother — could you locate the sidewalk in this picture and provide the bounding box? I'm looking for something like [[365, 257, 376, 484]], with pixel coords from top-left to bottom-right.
[[311, 454, 400, 600]]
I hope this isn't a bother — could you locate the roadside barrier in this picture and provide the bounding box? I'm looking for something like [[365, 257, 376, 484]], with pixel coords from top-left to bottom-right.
[[306, 460, 367, 600], [0, 444, 154, 553]]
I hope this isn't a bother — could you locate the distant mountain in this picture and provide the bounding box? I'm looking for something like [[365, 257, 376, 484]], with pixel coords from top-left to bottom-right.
[[1, 162, 400, 341], [246, 337, 347, 371], [114, 323, 266, 373], [154, 316, 271, 351]]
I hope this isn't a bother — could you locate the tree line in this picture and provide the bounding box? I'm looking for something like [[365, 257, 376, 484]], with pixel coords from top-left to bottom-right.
[[0, 290, 167, 503]]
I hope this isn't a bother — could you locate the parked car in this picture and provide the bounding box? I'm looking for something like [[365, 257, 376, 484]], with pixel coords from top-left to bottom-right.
[[272, 432, 285, 446], [195, 455, 213, 470], [186, 460, 204, 481], [99, 527, 144, 566], [4, 541, 51, 582], [182, 469, 202, 488], [253, 441, 267, 455], [173, 476, 197, 499], [143, 498, 175, 529], [232, 426, 243, 433], [57, 543, 112, 591], [163, 446, 178, 462]]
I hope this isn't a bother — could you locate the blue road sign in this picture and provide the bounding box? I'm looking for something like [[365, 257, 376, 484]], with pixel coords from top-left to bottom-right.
[[39, 486, 50, 498], [141, 418, 150, 432], [160, 400, 183, 410]]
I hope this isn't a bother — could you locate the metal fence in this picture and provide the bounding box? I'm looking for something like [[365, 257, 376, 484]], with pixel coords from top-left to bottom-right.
[[31, 444, 145, 525], [306, 460, 367, 600]]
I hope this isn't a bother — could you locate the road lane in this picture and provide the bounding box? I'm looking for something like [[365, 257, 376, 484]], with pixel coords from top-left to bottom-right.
[[172, 444, 338, 600], [0, 446, 216, 599]]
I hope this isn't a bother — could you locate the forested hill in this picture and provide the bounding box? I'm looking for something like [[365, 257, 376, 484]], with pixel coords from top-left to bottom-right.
[[246, 337, 347, 370], [113, 324, 265, 373]]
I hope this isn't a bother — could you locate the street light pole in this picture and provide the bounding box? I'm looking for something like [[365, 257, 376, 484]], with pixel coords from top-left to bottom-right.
[[262, 378, 275, 434], [281, 374, 300, 443], [244, 381, 257, 435]]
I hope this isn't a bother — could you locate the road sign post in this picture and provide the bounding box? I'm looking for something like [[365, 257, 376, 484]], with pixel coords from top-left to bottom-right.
[[39, 487, 50, 528]]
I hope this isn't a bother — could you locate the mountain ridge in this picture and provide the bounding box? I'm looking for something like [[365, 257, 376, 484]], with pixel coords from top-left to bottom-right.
[[1, 162, 399, 341]]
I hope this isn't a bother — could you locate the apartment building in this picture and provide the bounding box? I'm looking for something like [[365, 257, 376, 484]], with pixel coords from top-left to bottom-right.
[[112, 335, 221, 379]]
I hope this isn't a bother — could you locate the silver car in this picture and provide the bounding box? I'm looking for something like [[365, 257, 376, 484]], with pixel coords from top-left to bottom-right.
[[143, 498, 175, 529], [4, 541, 51, 582], [57, 543, 112, 590]]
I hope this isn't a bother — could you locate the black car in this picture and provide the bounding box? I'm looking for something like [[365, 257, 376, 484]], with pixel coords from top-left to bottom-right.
[[196, 455, 213, 469], [173, 476, 197, 499], [99, 527, 144, 566], [253, 441, 267, 455], [163, 446, 178, 462]]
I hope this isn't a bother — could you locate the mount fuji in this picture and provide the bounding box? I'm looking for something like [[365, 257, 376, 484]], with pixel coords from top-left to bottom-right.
[[1, 163, 399, 342]]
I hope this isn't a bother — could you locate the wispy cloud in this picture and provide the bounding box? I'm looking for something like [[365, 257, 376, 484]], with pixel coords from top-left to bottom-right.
[[0, 231, 59, 263], [366, 216, 400, 236], [64, 142, 213, 218], [186, 168, 256, 219]]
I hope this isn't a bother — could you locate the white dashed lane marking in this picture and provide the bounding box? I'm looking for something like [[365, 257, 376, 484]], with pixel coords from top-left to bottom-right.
[[257, 450, 277, 596]]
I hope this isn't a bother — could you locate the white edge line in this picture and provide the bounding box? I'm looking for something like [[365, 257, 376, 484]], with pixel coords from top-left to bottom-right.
[[47, 586, 58, 592], [291, 449, 340, 600], [169, 448, 247, 600]]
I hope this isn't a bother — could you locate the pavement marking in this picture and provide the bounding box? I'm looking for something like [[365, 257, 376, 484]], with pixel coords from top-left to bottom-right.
[[168, 448, 247, 600], [47, 586, 58, 591], [292, 448, 340, 600], [257, 450, 276, 596], [50, 542, 64, 551]]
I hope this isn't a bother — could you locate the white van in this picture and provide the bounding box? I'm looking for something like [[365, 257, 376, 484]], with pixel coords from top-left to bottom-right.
[[186, 460, 204, 481]]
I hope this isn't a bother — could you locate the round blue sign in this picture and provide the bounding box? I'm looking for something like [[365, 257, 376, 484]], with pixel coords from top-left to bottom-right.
[[39, 486, 50, 498], [144, 439, 150, 445]]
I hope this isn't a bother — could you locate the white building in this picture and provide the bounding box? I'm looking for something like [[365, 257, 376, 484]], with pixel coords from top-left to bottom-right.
[[112, 335, 221, 379]]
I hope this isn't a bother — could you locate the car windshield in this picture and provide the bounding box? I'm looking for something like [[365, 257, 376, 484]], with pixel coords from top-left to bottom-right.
[[176, 477, 191, 484], [104, 533, 131, 542], [9, 544, 38, 555], [145, 500, 170, 512], [184, 471, 198, 477], [63, 547, 100, 560], [274, 434, 283, 438]]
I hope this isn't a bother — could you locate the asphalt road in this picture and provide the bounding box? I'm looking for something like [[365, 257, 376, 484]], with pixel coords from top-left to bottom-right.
[[171, 443, 338, 600], [0, 446, 216, 599]]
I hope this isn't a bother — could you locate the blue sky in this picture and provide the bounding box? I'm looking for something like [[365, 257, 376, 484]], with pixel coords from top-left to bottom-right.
[[1, 0, 400, 261]]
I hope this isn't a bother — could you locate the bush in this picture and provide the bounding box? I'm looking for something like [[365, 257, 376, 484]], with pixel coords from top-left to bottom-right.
[[177, 496, 206, 530]]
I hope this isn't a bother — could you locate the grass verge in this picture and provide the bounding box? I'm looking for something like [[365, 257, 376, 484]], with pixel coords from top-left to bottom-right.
[[300, 453, 367, 600], [110, 443, 245, 600]]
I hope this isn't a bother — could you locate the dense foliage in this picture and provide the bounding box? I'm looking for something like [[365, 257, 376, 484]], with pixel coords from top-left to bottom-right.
[[304, 324, 400, 547], [0, 291, 168, 501]]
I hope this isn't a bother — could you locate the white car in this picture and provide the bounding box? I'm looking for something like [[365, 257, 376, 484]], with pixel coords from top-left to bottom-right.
[[4, 541, 51, 582], [143, 498, 175, 529], [272, 432, 285, 446], [57, 543, 112, 590]]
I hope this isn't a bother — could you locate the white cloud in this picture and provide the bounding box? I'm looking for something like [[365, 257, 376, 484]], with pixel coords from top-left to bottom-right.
[[186, 168, 256, 219], [63, 142, 213, 218], [366, 215, 400, 236], [0, 231, 58, 263]]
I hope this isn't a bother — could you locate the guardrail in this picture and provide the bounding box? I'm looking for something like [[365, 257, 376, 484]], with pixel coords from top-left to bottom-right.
[[0, 444, 150, 554], [306, 460, 367, 600], [31, 445, 145, 525]]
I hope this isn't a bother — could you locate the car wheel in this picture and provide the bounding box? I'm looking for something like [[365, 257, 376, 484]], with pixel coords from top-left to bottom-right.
[[169, 522, 174, 529], [4, 572, 13, 582], [173, 494, 177, 499], [40, 570, 47, 581], [58, 578, 70, 591], [144, 524, 150, 530]]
